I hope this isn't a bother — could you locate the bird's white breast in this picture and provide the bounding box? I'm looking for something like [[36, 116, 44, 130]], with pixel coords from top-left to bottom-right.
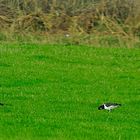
[[104, 104, 117, 110]]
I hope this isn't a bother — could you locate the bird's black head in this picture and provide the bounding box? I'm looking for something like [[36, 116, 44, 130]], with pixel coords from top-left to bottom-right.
[[98, 105, 104, 110], [0, 103, 4, 106]]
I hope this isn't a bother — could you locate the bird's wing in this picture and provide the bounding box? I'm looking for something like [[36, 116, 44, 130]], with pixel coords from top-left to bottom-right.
[[105, 103, 120, 107]]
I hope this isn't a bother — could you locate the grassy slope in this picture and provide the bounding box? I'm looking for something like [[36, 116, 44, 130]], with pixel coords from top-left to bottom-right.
[[0, 43, 140, 140]]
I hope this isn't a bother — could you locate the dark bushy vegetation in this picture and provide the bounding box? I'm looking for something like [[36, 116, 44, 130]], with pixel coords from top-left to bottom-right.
[[0, 0, 140, 44]]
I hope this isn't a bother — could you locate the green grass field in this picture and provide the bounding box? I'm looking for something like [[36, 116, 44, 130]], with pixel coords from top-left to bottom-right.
[[0, 43, 140, 140]]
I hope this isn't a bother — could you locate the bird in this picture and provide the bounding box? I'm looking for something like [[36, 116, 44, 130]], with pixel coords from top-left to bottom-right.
[[98, 103, 121, 112]]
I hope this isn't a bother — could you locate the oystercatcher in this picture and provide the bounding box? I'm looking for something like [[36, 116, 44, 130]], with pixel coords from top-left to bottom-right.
[[98, 103, 121, 111]]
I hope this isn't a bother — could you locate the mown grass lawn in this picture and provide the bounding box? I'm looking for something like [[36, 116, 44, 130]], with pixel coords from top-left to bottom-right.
[[0, 43, 140, 140]]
